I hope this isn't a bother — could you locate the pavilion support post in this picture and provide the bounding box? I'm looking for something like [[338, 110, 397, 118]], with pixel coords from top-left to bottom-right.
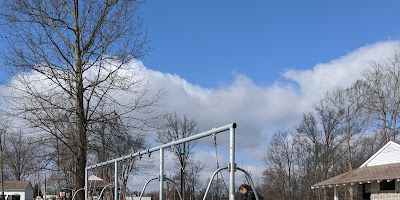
[[334, 186, 338, 200]]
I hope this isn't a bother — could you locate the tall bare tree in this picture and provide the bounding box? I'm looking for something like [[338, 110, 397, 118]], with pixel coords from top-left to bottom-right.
[[363, 53, 400, 143], [157, 112, 199, 200], [0, 1, 162, 198], [295, 111, 344, 200], [3, 130, 43, 180], [315, 81, 368, 199], [324, 80, 369, 171], [0, 120, 8, 200]]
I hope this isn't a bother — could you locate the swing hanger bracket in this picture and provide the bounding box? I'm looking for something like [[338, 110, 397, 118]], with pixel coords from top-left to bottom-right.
[[158, 174, 166, 181], [228, 162, 237, 172]]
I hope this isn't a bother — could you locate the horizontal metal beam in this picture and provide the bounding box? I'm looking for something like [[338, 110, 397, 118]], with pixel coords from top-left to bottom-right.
[[86, 123, 236, 169]]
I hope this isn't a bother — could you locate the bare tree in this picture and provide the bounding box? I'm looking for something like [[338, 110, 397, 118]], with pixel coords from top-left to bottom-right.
[[313, 81, 369, 199], [157, 112, 199, 200], [3, 130, 41, 180], [186, 161, 208, 200], [0, 1, 163, 198], [263, 130, 301, 200], [295, 111, 344, 200], [0, 120, 8, 200], [363, 54, 400, 143], [89, 109, 147, 195], [295, 112, 324, 200], [324, 80, 369, 171]]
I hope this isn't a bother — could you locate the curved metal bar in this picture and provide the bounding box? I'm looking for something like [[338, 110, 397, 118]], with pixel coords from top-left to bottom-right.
[[98, 183, 114, 200], [165, 178, 183, 200], [202, 167, 228, 200], [237, 167, 260, 200], [72, 188, 85, 200], [139, 177, 158, 200], [138, 177, 184, 200]]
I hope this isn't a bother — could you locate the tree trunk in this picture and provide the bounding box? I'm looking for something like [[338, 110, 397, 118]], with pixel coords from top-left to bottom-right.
[[181, 168, 185, 200], [0, 134, 4, 200], [73, 1, 87, 198]]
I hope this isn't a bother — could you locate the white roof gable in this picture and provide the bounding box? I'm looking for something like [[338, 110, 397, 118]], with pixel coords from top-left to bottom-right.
[[88, 175, 103, 180], [360, 141, 400, 167]]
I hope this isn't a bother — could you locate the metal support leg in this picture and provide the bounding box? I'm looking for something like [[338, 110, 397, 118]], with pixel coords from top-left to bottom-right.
[[229, 124, 236, 200], [160, 148, 164, 200], [85, 169, 88, 200], [115, 161, 118, 200]]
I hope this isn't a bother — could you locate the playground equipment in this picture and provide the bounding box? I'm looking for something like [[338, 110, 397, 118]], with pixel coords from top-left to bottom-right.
[[85, 123, 260, 200]]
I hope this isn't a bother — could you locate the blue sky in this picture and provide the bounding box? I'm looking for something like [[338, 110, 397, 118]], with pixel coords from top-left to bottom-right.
[[140, 1, 400, 87]]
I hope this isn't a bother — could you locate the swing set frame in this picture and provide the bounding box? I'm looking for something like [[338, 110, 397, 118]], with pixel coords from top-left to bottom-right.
[[84, 123, 260, 200]]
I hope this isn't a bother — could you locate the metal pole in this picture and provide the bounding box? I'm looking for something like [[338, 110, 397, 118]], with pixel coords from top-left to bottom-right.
[[115, 161, 118, 200], [84, 169, 88, 200], [160, 148, 164, 200], [229, 124, 237, 200]]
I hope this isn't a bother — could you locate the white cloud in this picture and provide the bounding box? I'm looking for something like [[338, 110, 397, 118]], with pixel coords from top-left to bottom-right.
[[144, 41, 400, 152], [138, 40, 400, 187], [284, 41, 400, 110]]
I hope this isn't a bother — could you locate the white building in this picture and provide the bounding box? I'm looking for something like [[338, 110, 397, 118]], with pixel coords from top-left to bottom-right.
[[1, 181, 34, 200], [312, 141, 400, 200]]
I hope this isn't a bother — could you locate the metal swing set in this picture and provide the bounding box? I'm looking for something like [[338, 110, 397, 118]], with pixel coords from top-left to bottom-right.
[[83, 123, 261, 200]]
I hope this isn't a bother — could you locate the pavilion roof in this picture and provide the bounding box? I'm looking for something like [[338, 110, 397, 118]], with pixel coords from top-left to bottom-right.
[[312, 162, 400, 188]]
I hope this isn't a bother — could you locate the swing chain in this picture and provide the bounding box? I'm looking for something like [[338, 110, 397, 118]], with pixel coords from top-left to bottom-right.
[[211, 133, 229, 194], [212, 133, 217, 146], [211, 134, 219, 168]]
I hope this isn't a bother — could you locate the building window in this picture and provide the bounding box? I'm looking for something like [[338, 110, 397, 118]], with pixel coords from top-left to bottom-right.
[[380, 180, 395, 191]]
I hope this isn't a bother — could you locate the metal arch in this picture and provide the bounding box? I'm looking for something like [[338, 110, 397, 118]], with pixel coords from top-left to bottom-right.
[[202, 167, 261, 200], [72, 188, 85, 200], [165, 177, 183, 200], [203, 167, 229, 200], [139, 177, 183, 200], [98, 183, 114, 200], [96, 183, 133, 200], [139, 177, 158, 200], [237, 167, 261, 200]]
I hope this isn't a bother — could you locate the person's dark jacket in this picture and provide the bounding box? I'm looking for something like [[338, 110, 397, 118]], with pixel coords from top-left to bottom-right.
[[243, 190, 264, 200]]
